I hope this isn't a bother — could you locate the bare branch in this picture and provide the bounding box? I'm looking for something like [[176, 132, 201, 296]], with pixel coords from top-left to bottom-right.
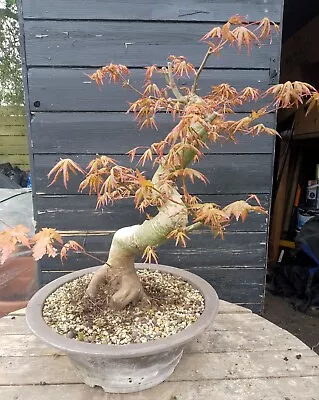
[[185, 222, 204, 233], [167, 62, 184, 100], [191, 48, 212, 94]]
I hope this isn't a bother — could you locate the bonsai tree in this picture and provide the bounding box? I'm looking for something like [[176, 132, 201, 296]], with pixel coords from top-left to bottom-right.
[[1, 16, 319, 310]]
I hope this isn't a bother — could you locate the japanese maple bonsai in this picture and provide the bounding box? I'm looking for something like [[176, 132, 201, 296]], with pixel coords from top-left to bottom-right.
[[1, 16, 318, 393]]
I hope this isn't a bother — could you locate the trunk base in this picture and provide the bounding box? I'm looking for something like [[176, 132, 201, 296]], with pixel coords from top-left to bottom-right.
[[86, 264, 149, 309]]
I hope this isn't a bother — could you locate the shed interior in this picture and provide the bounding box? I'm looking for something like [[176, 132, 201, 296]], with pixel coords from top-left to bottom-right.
[[267, 0, 319, 317]]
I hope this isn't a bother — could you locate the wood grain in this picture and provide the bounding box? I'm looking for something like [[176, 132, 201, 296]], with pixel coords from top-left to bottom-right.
[[30, 112, 276, 155], [28, 68, 271, 112], [33, 153, 273, 195], [37, 230, 267, 269], [22, 0, 282, 22], [35, 194, 269, 232], [24, 21, 280, 68]]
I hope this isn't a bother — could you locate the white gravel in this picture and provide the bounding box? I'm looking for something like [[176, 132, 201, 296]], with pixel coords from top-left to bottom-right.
[[43, 269, 205, 345]]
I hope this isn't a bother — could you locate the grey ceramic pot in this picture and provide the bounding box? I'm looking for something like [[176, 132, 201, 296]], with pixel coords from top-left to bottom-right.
[[26, 263, 219, 393]]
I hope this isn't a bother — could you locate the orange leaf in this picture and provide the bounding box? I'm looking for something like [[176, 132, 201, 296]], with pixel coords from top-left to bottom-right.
[[136, 169, 153, 188], [306, 92, 319, 116], [32, 228, 63, 261], [223, 200, 266, 222], [232, 26, 259, 53], [48, 158, 85, 189], [60, 240, 85, 261], [142, 246, 159, 264], [167, 229, 190, 248]]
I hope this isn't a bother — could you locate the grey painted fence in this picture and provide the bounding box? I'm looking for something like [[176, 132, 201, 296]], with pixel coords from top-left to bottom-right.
[[18, 0, 283, 312]]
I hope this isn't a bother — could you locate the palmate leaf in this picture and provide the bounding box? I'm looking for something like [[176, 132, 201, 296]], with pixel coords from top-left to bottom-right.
[[48, 158, 85, 189], [255, 17, 280, 42], [169, 168, 208, 184], [0, 225, 31, 264], [142, 246, 159, 264], [306, 92, 319, 116], [167, 229, 190, 247], [60, 240, 85, 261], [193, 203, 229, 237], [231, 26, 259, 53], [264, 81, 316, 109], [32, 228, 63, 261], [223, 200, 267, 222], [168, 55, 196, 78]]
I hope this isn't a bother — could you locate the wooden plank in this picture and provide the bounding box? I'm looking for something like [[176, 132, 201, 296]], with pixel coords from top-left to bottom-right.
[[173, 350, 319, 380], [3, 377, 319, 400], [0, 349, 317, 386], [186, 328, 310, 354], [0, 115, 26, 126], [24, 21, 280, 68], [30, 112, 276, 154], [0, 105, 25, 117], [28, 68, 271, 112], [33, 153, 273, 195], [215, 300, 252, 314], [37, 230, 267, 270], [21, 0, 282, 22], [0, 126, 26, 136], [0, 154, 30, 166], [0, 316, 29, 335], [1, 312, 270, 336], [268, 140, 291, 265], [0, 324, 308, 358], [35, 194, 269, 232], [8, 308, 26, 316], [0, 135, 29, 154]]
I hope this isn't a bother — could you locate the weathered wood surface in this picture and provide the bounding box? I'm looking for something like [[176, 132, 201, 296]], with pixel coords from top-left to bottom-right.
[[37, 231, 267, 268], [24, 21, 280, 68], [21, 0, 282, 22], [1, 302, 319, 400], [27, 68, 270, 112], [30, 112, 275, 154], [35, 194, 269, 232], [33, 153, 273, 195]]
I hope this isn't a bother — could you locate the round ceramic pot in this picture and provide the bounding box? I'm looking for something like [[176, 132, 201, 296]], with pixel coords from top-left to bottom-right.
[[26, 263, 219, 393]]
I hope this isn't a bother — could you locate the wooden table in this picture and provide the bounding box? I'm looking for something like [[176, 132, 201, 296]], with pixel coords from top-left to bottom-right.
[[1, 301, 319, 400]]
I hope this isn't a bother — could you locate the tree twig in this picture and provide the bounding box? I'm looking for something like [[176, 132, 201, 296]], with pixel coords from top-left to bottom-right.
[[191, 48, 212, 94], [167, 62, 184, 100], [118, 72, 144, 96], [185, 222, 204, 233]]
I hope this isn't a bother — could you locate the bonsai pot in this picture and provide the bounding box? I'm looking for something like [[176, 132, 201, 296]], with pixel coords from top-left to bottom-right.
[[26, 263, 219, 393]]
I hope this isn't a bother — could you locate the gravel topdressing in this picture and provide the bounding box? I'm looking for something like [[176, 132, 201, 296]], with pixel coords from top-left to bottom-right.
[[42, 269, 205, 345]]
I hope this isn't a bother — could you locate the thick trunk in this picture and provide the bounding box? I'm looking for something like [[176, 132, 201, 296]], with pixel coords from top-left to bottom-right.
[[86, 115, 216, 308], [86, 186, 188, 308]]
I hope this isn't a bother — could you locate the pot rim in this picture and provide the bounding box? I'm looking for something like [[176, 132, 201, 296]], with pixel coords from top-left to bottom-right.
[[26, 263, 219, 358]]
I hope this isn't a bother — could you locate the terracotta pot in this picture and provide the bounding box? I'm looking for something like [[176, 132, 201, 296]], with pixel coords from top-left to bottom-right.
[[0, 255, 37, 318], [26, 264, 219, 393]]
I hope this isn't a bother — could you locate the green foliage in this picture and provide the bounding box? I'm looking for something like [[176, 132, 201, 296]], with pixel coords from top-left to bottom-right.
[[0, 0, 23, 106]]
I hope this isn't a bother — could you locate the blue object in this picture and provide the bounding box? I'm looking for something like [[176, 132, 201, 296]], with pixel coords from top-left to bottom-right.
[[26, 173, 32, 188]]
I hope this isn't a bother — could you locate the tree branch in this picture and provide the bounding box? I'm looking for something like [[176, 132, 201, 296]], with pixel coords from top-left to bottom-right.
[[185, 222, 203, 233], [191, 48, 212, 94], [167, 62, 184, 100]]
